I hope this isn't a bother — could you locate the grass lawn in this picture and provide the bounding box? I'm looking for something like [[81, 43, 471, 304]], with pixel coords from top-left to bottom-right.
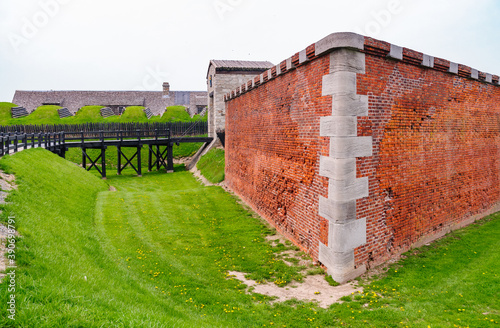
[[0, 149, 498, 327], [0, 103, 207, 125], [197, 148, 225, 183]]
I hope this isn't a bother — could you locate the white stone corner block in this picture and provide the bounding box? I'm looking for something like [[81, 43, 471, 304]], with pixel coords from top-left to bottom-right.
[[319, 197, 356, 223], [328, 177, 369, 202], [389, 44, 403, 60], [322, 71, 357, 96], [486, 74, 493, 83], [332, 94, 369, 117], [319, 243, 366, 284], [299, 49, 309, 64], [319, 157, 356, 181], [471, 69, 479, 80], [286, 57, 294, 70], [315, 32, 365, 56], [319, 243, 354, 270], [276, 64, 282, 76], [320, 116, 357, 137], [328, 218, 367, 253], [330, 49, 365, 74], [449, 62, 459, 74], [330, 136, 373, 158], [422, 54, 434, 68], [260, 74, 264, 84]]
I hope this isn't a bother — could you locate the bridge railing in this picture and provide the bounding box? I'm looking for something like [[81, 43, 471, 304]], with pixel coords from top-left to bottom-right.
[[0, 129, 175, 157], [0, 121, 207, 137]]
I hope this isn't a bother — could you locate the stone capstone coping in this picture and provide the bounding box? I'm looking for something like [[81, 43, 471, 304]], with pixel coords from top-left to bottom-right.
[[224, 32, 499, 102]]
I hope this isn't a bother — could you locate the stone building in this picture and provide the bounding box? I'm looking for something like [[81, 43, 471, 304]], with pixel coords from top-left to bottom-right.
[[12, 83, 207, 117], [206, 60, 274, 138]]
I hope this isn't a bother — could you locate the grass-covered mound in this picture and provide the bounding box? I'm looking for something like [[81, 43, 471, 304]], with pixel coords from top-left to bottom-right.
[[119, 106, 147, 121], [197, 148, 225, 183], [72, 106, 104, 123], [159, 105, 193, 122], [0, 103, 206, 125], [0, 102, 16, 122]]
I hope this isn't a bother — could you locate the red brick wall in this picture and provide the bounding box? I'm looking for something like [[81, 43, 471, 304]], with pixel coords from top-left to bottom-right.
[[356, 50, 500, 267], [225, 56, 332, 258], [225, 36, 500, 269]]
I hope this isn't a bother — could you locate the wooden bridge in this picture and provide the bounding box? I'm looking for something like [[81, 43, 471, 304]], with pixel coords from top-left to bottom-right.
[[0, 130, 212, 179]]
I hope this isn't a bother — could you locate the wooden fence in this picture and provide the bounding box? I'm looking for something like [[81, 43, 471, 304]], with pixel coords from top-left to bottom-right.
[[0, 121, 208, 137]]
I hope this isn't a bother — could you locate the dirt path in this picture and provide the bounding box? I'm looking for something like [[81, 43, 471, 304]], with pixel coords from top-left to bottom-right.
[[228, 271, 360, 308]]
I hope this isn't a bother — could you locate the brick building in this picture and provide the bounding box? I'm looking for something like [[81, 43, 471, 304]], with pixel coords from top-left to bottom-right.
[[223, 32, 500, 283], [12, 83, 207, 117], [206, 60, 274, 138]]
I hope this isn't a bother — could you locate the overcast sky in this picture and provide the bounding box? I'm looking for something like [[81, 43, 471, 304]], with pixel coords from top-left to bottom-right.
[[0, 0, 498, 102]]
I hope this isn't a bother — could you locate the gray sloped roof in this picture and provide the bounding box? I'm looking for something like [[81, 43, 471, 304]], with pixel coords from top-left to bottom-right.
[[207, 60, 274, 78], [210, 60, 275, 70]]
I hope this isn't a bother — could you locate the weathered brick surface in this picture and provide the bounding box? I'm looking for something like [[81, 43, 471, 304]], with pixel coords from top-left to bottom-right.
[[225, 56, 331, 258], [355, 53, 500, 268], [225, 33, 500, 273]]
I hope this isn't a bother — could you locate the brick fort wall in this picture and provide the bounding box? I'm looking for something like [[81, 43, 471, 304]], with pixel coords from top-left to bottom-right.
[[225, 54, 332, 260], [224, 33, 500, 282]]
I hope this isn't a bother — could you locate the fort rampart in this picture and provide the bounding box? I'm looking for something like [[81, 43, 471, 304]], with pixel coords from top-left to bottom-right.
[[224, 32, 500, 283]]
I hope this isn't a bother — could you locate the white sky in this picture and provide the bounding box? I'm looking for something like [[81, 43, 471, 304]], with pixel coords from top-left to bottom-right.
[[0, 0, 499, 102]]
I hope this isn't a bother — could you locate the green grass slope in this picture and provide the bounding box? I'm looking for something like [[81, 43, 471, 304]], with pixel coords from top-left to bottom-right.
[[0, 148, 498, 327], [196, 148, 225, 183], [119, 106, 147, 122], [0, 104, 206, 125], [0, 102, 16, 122], [71, 106, 105, 123]]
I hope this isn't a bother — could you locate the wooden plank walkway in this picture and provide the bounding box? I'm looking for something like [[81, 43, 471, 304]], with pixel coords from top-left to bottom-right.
[[0, 131, 212, 179]]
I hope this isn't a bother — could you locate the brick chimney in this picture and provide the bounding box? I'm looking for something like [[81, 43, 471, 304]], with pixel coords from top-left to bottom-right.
[[162, 82, 170, 98]]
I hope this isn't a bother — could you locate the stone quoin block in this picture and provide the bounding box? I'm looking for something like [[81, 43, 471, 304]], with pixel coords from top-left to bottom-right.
[[276, 64, 282, 76], [328, 218, 367, 253], [320, 116, 357, 136], [330, 49, 365, 74], [318, 244, 366, 284], [286, 57, 294, 71], [267, 69, 273, 80], [322, 71, 357, 96], [299, 49, 309, 64], [486, 74, 493, 83], [449, 62, 459, 74], [328, 177, 369, 202], [389, 44, 403, 60], [319, 197, 356, 223], [329, 136, 373, 158], [315, 32, 365, 56], [332, 94, 369, 116], [319, 157, 356, 181], [471, 69, 479, 80], [422, 54, 434, 68]]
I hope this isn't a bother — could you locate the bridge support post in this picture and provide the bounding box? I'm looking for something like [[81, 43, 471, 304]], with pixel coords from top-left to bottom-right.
[[137, 145, 142, 177], [167, 142, 174, 173], [101, 147, 107, 179], [82, 148, 87, 168], [117, 146, 122, 175], [148, 145, 152, 172]]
